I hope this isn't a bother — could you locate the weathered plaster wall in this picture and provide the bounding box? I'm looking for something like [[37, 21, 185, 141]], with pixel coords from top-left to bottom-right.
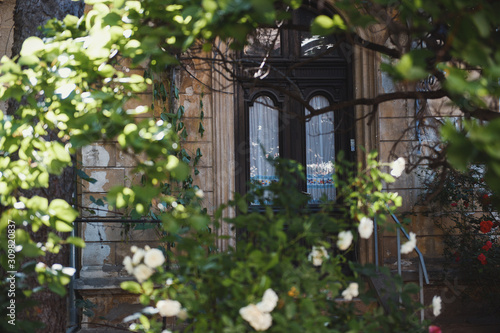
[[76, 50, 217, 329]]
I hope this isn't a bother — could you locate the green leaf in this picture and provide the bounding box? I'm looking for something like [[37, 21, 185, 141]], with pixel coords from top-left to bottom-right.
[[394, 50, 433, 80], [121, 281, 142, 294], [113, 0, 126, 9], [63, 15, 80, 27], [77, 169, 97, 184], [311, 15, 335, 36], [311, 14, 346, 36], [285, 302, 296, 319], [472, 12, 490, 38], [236, 197, 248, 214], [48, 199, 78, 223], [55, 220, 73, 232], [20, 37, 45, 57], [441, 122, 476, 171], [48, 281, 67, 296], [140, 294, 150, 305], [66, 236, 86, 248], [18, 55, 39, 66], [139, 315, 150, 330], [20, 243, 44, 257], [166, 155, 190, 180]]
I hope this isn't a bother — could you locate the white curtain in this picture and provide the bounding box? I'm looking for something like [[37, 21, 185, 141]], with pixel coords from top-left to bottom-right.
[[249, 96, 279, 191], [306, 95, 335, 203]]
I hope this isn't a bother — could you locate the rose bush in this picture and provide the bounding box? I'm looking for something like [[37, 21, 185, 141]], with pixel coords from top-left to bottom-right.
[[420, 167, 500, 301], [119, 154, 435, 332]]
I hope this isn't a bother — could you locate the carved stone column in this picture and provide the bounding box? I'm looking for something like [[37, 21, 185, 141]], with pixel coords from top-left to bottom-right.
[[212, 39, 236, 250]]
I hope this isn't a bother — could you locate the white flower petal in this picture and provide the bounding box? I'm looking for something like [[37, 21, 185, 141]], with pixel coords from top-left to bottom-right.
[[400, 232, 417, 254], [337, 231, 353, 251], [256, 289, 278, 313], [123, 256, 134, 274], [55, 83, 76, 99], [390, 157, 406, 178], [308, 246, 329, 266], [132, 248, 145, 265], [51, 263, 63, 270], [432, 295, 442, 317], [358, 217, 374, 239], [144, 248, 165, 268], [240, 304, 273, 331], [62, 267, 76, 276], [156, 299, 182, 317], [133, 264, 154, 283], [14, 202, 25, 209], [341, 282, 359, 301]]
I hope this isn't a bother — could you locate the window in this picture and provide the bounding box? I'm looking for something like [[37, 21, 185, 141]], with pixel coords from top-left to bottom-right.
[[306, 95, 336, 202], [235, 5, 354, 204]]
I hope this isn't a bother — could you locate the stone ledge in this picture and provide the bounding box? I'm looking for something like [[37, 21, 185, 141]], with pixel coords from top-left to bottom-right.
[[75, 277, 134, 293]]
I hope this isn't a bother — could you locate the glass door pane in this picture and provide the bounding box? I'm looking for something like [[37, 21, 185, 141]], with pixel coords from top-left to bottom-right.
[[306, 95, 335, 203], [249, 96, 280, 197]]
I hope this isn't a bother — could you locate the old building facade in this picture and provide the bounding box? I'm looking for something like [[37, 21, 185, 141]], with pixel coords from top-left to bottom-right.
[[0, 0, 456, 331]]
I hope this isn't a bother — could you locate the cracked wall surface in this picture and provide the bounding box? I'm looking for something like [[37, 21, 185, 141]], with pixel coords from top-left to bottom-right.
[[76, 51, 216, 329]]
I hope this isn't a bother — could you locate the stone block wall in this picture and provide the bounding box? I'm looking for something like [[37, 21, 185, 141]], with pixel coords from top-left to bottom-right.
[[175, 53, 216, 215], [376, 61, 449, 268], [75, 49, 218, 329]]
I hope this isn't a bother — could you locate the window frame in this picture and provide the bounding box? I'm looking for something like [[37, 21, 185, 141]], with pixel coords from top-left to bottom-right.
[[235, 4, 355, 204]]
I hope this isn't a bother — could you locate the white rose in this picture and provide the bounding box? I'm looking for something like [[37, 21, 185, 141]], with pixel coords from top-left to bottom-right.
[[62, 267, 76, 276], [144, 248, 165, 268], [337, 230, 353, 251], [123, 256, 134, 274], [133, 264, 154, 283], [256, 289, 278, 313], [358, 217, 374, 239], [132, 248, 145, 265], [157, 299, 182, 317], [51, 263, 63, 270], [432, 295, 442, 317], [239, 304, 273, 331], [401, 232, 417, 254], [177, 308, 188, 320], [308, 246, 329, 266], [341, 282, 359, 301], [14, 201, 25, 209], [390, 157, 405, 178], [195, 189, 204, 198], [36, 262, 47, 270]]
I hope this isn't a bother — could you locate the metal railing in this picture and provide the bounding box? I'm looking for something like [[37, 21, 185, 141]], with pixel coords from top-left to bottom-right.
[[374, 208, 430, 322]]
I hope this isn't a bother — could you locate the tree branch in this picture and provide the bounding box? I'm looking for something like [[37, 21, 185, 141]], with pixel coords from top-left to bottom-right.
[[304, 90, 448, 119], [350, 33, 401, 59], [465, 108, 500, 121]]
